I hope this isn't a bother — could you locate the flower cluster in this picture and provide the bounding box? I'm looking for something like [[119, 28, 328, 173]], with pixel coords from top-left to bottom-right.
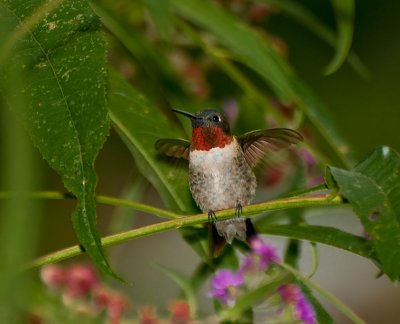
[[39, 263, 193, 324], [40, 263, 129, 324], [137, 300, 192, 324], [209, 236, 316, 324], [242, 236, 280, 273]]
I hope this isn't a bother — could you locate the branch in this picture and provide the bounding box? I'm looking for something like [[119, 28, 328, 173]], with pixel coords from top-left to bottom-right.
[[25, 193, 344, 269]]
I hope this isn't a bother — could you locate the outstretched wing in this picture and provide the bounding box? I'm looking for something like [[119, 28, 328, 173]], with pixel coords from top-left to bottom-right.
[[237, 128, 303, 168], [155, 138, 191, 160]]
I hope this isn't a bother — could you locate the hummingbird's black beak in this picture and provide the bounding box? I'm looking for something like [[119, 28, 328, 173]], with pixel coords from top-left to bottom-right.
[[171, 108, 197, 120]]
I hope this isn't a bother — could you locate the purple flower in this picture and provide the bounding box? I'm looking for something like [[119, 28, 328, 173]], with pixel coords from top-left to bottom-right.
[[278, 284, 316, 324], [298, 148, 316, 171], [241, 236, 280, 273], [295, 296, 316, 324], [210, 270, 244, 306]]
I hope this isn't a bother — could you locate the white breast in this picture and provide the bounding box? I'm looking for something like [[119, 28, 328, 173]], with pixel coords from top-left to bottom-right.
[[188, 138, 256, 212]]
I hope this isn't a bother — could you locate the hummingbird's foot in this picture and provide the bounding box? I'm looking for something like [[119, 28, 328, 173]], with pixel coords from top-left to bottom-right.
[[235, 202, 243, 217], [208, 210, 217, 223]]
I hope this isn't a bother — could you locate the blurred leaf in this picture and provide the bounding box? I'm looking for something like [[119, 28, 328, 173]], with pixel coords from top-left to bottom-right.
[[91, 1, 185, 100], [171, 0, 354, 167], [0, 74, 42, 323], [283, 238, 301, 268], [0, 1, 116, 278], [278, 156, 308, 268], [257, 224, 377, 262], [172, 0, 292, 97], [107, 69, 197, 213], [142, 0, 173, 41], [158, 266, 198, 318], [265, 0, 367, 77], [325, 0, 355, 74], [328, 146, 400, 281], [180, 226, 209, 260], [189, 262, 214, 291], [108, 176, 147, 234], [289, 81, 354, 166]]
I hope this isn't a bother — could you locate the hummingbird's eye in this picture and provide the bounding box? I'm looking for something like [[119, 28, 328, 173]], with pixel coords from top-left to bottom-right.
[[212, 115, 221, 123]]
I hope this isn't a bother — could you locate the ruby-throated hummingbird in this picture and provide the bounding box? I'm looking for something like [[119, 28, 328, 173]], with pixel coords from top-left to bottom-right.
[[156, 108, 303, 255]]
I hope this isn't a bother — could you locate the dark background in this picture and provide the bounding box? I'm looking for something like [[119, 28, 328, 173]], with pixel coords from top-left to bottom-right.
[[277, 0, 400, 159]]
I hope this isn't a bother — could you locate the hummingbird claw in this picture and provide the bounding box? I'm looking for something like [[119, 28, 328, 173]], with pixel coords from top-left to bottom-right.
[[235, 202, 243, 217], [208, 210, 217, 223]]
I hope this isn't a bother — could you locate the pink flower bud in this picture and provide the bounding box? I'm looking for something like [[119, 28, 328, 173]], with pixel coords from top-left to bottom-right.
[[40, 265, 66, 289], [64, 264, 99, 298], [169, 300, 191, 324], [247, 3, 273, 23], [138, 306, 159, 324], [94, 286, 129, 324]]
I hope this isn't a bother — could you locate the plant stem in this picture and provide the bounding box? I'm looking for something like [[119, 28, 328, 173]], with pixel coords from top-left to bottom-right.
[[25, 193, 344, 269], [96, 195, 180, 219], [0, 191, 180, 219]]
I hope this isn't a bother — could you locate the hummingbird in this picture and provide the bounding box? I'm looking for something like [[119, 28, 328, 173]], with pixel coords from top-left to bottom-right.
[[156, 108, 303, 255]]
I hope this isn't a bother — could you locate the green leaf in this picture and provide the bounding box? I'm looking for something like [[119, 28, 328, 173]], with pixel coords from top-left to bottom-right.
[[179, 227, 209, 260], [107, 69, 197, 213], [171, 0, 355, 167], [0, 0, 116, 278], [324, 0, 355, 75], [257, 224, 378, 262], [329, 146, 400, 281]]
